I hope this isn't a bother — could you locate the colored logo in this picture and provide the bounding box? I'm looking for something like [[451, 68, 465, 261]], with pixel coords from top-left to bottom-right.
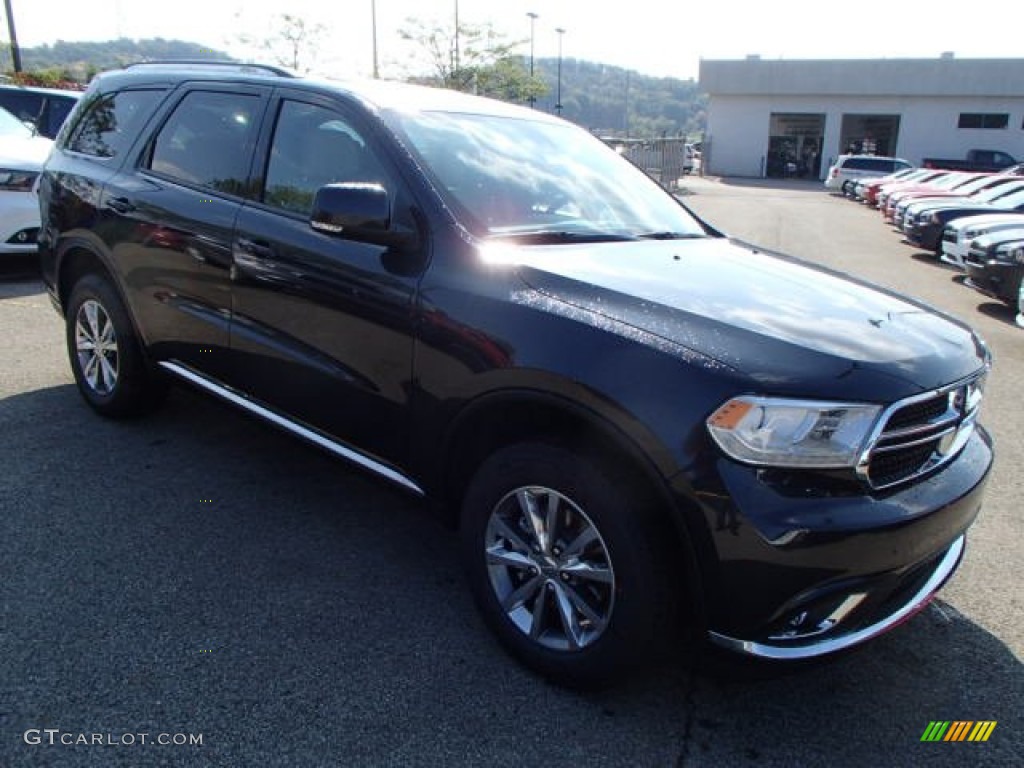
[[920, 721, 996, 742]]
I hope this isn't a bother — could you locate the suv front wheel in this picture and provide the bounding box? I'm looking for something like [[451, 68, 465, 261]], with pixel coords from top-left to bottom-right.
[[66, 274, 166, 418], [460, 442, 680, 688]]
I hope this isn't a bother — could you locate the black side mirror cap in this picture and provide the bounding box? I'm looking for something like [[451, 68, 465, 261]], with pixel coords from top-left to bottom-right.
[[310, 183, 417, 250]]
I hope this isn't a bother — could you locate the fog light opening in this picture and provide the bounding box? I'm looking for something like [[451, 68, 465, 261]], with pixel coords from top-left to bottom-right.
[[768, 592, 867, 641]]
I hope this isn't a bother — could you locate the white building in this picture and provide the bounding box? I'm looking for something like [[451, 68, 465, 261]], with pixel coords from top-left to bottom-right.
[[699, 57, 1024, 179]]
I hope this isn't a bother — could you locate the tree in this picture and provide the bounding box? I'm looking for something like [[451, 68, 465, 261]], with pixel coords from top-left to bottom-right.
[[237, 13, 326, 73], [399, 18, 547, 105]]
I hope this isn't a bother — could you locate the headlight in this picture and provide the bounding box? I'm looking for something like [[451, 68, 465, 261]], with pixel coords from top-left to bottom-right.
[[963, 229, 979, 240], [707, 396, 882, 468], [0, 169, 38, 192], [997, 244, 1024, 264]]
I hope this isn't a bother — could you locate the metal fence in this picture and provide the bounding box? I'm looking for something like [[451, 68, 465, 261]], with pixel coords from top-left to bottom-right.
[[610, 138, 696, 189]]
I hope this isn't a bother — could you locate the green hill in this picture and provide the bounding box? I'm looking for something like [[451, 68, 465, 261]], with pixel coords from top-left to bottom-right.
[[12, 38, 232, 83], [532, 58, 706, 139]]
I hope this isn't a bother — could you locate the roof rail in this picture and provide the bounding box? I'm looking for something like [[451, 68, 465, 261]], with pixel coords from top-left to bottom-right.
[[123, 60, 296, 78]]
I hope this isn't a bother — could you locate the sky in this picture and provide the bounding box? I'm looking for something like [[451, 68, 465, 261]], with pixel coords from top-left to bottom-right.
[[8, 0, 1024, 82]]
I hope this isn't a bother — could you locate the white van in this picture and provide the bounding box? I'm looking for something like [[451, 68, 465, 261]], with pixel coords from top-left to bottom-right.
[[825, 154, 913, 192]]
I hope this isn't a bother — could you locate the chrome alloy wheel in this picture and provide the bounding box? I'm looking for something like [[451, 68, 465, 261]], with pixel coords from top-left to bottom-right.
[[484, 486, 616, 651], [75, 299, 120, 395]]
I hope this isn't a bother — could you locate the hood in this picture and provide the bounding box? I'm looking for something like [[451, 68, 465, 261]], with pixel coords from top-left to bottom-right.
[[905, 194, 967, 210], [492, 237, 987, 394], [972, 229, 1024, 250], [948, 213, 1024, 233], [0, 134, 53, 169]]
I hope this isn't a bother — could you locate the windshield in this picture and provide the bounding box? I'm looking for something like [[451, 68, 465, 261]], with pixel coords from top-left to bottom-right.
[[386, 110, 705, 240], [0, 105, 33, 138]]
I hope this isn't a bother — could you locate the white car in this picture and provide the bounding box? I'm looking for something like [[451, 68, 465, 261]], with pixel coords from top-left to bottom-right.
[[0, 105, 53, 256], [940, 213, 1024, 269]]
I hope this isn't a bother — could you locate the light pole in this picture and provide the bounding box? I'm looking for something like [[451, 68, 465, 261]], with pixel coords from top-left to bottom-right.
[[454, 0, 460, 77], [526, 11, 538, 108], [555, 28, 565, 116], [370, 0, 379, 79]]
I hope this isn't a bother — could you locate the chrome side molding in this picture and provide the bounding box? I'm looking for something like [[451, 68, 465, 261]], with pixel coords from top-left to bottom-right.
[[158, 361, 425, 496]]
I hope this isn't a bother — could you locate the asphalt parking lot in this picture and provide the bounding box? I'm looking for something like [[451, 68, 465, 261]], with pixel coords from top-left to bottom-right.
[[2, 178, 1021, 767]]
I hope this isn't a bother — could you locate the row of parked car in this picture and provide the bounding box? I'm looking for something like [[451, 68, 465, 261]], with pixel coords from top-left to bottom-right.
[[826, 155, 1024, 327]]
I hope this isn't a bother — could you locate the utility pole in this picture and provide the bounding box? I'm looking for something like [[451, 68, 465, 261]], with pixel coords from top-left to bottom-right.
[[4, 0, 22, 73]]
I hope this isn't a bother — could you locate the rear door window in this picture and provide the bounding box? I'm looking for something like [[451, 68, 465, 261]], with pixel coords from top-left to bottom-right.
[[147, 90, 261, 196]]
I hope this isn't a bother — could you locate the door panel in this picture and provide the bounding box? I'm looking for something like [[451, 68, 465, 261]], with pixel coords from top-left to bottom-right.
[[229, 96, 422, 467], [101, 87, 266, 372]]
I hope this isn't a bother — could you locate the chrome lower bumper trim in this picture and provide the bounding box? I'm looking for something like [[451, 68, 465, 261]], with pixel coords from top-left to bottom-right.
[[159, 360, 425, 496], [708, 535, 965, 660]]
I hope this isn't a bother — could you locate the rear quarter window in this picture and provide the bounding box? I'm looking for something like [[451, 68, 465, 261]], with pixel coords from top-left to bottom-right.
[[67, 89, 165, 159]]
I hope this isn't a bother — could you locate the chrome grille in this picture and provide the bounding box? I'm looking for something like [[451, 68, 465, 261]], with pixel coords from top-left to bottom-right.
[[860, 373, 985, 490]]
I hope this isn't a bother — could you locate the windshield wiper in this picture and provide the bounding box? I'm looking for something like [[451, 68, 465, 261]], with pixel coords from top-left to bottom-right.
[[636, 231, 708, 240], [489, 230, 639, 244]]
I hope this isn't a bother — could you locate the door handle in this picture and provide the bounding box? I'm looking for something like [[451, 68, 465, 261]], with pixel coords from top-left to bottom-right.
[[105, 196, 135, 214], [235, 237, 275, 259]]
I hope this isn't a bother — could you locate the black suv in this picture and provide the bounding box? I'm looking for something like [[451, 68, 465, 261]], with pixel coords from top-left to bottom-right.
[[38, 63, 993, 687]]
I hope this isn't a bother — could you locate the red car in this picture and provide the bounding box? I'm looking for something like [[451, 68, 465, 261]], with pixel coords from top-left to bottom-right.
[[874, 170, 949, 211], [881, 172, 974, 223]]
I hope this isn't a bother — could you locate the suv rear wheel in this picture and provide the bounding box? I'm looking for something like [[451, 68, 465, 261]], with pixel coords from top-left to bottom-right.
[[66, 274, 166, 418], [460, 442, 679, 688]]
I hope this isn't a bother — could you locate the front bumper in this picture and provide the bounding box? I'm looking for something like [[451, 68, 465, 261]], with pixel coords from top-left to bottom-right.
[[0, 190, 42, 255], [709, 534, 964, 659], [964, 259, 1024, 305], [939, 228, 967, 269], [683, 426, 992, 660], [905, 222, 943, 251]]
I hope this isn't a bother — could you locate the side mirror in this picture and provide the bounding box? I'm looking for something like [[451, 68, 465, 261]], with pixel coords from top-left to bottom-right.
[[310, 182, 415, 247]]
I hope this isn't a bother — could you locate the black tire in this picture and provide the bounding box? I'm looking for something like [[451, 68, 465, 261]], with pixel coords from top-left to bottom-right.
[[460, 442, 681, 689], [65, 273, 167, 418]]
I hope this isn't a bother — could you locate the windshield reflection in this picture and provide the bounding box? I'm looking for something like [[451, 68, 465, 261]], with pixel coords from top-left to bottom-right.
[[388, 110, 705, 240]]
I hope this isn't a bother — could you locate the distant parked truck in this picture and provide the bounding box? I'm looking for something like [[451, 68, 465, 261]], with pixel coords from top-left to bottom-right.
[[922, 149, 1018, 172]]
